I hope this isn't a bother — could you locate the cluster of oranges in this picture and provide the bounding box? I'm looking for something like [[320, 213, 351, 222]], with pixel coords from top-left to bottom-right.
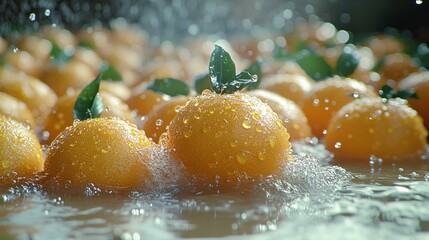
[[0, 20, 428, 191]]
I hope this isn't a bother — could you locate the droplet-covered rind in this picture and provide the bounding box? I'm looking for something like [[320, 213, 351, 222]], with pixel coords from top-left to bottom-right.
[[164, 92, 291, 183], [325, 98, 428, 162], [247, 89, 312, 141], [44, 117, 153, 190], [0, 115, 43, 179], [302, 76, 377, 138], [0, 92, 36, 129]]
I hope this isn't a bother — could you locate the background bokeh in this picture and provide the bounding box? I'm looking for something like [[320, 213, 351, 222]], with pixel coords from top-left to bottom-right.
[[1, 0, 428, 42]]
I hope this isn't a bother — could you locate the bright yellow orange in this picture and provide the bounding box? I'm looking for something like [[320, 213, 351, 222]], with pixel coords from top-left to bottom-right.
[[399, 71, 429, 131], [260, 73, 314, 106], [302, 77, 377, 138], [41, 60, 96, 97], [247, 90, 312, 141], [42, 92, 135, 144], [163, 91, 291, 185], [379, 53, 420, 82], [0, 92, 36, 129], [325, 98, 428, 163], [44, 117, 153, 190], [0, 115, 43, 180], [142, 96, 188, 143]]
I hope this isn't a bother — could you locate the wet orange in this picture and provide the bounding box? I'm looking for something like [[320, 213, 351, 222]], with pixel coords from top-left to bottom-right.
[[260, 73, 314, 106], [366, 35, 404, 60], [302, 77, 377, 138], [325, 97, 428, 163], [42, 92, 135, 144], [0, 92, 36, 129], [399, 72, 429, 131], [141, 96, 188, 143], [4, 50, 42, 77], [0, 115, 43, 179], [247, 90, 312, 141], [44, 117, 153, 190], [379, 53, 420, 82], [0, 72, 57, 127], [126, 89, 169, 119], [41, 60, 96, 97], [164, 91, 291, 184]]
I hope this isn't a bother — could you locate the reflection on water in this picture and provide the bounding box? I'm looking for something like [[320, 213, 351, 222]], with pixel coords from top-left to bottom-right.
[[1, 143, 428, 239]]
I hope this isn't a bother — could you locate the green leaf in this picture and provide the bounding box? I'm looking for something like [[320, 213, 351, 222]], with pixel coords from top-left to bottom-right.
[[50, 41, 73, 65], [379, 84, 419, 100], [99, 62, 122, 82], [335, 44, 360, 77], [146, 78, 190, 97], [272, 44, 289, 60], [245, 59, 263, 90], [193, 73, 212, 94], [209, 45, 236, 94], [221, 71, 256, 94], [293, 40, 310, 54], [294, 49, 332, 81], [78, 41, 96, 50], [73, 75, 104, 120], [414, 43, 429, 69]]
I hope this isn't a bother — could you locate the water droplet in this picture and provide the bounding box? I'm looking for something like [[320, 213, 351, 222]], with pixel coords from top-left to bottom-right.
[[183, 118, 189, 124], [236, 153, 247, 165], [334, 142, 342, 149], [44, 9, 51, 16], [258, 152, 266, 160], [202, 89, 212, 95], [101, 149, 108, 154], [252, 111, 261, 121], [155, 119, 163, 127], [174, 105, 183, 113], [184, 129, 192, 138], [416, 0, 423, 5], [276, 120, 282, 128], [269, 138, 276, 148], [242, 119, 251, 129], [322, 129, 328, 135], [29, 13, 36, 21], [312, 99, 320, 106], [255, 125, 262, 133]]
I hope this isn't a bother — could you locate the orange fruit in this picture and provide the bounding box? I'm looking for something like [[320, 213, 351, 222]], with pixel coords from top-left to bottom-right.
[[0, 72, 57, 127], [41, 26, 77, 49], [72, 48, 103, 73], [100, 81, 131, 102], [379, 53, 420, 82], [4, 50, 42, 77], [41, 60, 96, 97], [42, 92, 135, 144], [44, 117, 153, 190], [302, 77, 377, 138], [366, 35, 404, 60], [399, 71, 429, 131], [325, 97, 428, 163], [260, 73, 314, 106], [247, 90, 312, 141], [17, 35, 52, 63], [164, 91, 291, 185], [0, 92, 36, 129], [0, 115, 43, 180], [141, 96, 188, 143], [126, 89, 169, 119]]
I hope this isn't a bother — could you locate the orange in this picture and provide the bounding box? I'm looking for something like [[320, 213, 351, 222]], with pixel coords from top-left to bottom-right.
[[41, 60, 96, 97], [41, 26, 77, 49], [247, 90, 312, 141], [302, 77, 377, 138], [4, 50, 42, 77], [17, 35, 52, 63], [0, 72, 57, 127], [42, 92, 135, 144], [100, 81, 131, 102], [44, 117, 153, 190], [399, 72, 429, 131], [126, 89, 169, 119], [379, 53, 420, 82], [0, 92, 36, 129], [325, 97, 428, 163], [164, 91, 291, 185], [0, 115, 43, 180], [366, 35, 404, 60], [141, 96, 188, 143], [260, 73, 314, 106]]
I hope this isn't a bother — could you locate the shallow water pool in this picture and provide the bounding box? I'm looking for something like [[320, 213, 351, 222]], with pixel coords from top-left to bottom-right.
[[1, 143, 429, 240]]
